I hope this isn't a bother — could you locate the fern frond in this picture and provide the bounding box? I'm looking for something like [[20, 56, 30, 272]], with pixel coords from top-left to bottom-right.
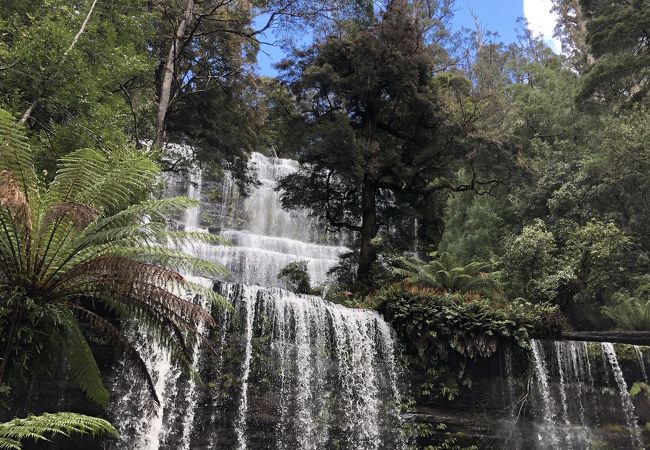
[[0, 207, 23, 278], [58, 308, 109, 406], [391, 251, 501, 297], [0, 436, 22, 449], [82, 152, 158, 213], [0, 172, 31, 232], [0, 412, 117, 449], [87, 196, 200, 232], [43, 202, 98, 228], [45, 148, 109, 207], [183, 279, 231, 311], [167, 230, 230, 247], [603, 299, 650, 331], [112, 246, 227, 278], [71, 305, 161, 404], [0, 109, 36, 203]]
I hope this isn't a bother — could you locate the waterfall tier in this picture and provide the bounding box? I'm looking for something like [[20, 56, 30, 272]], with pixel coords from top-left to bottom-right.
[[109, 152, 403, 450], [106, 149, 650, 449], [527, 339, 647, 449]]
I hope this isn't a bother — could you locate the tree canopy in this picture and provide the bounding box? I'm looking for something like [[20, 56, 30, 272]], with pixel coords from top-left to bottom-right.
[[276, 0, 506, 290]]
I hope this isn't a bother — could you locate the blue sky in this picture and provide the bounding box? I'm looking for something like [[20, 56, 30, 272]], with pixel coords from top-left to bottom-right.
[[255, 0, 560, 77]]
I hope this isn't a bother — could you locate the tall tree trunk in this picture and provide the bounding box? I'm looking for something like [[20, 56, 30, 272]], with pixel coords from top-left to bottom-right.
[[357, 177, 377, 292], [557, 331, 650, 346], [153, 0, 195, 147], [574, 1, 595, 65]]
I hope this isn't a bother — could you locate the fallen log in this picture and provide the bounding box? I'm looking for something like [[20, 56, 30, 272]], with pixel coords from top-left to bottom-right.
[[557, 331, 650, 346]]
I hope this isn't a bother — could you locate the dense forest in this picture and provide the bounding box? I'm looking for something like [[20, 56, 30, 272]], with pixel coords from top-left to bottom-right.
[[1, 0, 649, 449]]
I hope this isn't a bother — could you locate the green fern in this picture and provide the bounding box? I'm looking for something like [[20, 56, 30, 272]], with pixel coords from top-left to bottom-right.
[[0, 412, 117, 449], [0, 107, 228, 405], [602, 299, 650, 331], [392, 251, 502, 297]]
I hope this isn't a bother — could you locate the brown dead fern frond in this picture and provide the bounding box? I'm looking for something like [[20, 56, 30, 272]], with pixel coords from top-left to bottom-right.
[[0, 169, 31, 231], [44, 202, 99, 228], [84, 278, 216, 328], [129, 282, 216, 327], [67, 255, 186, 286], [398, 282, 447, 297]]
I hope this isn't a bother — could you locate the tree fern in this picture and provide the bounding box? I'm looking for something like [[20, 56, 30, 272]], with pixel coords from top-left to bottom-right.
[[392, 251, 502, 298], [0, 109, 37, 204], [602, 299, 650, 331], [0, 412, 117, 449], [0, 107, 228, 406], [58, 308, 109, 406]]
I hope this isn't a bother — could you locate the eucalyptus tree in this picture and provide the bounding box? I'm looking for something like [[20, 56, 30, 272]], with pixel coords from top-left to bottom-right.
[[0, 108, 227, 407], [152, 0, 366, 186], [276, 0, 501, 290], [551, 0, 594, 71], [579, 0, 650, 104]]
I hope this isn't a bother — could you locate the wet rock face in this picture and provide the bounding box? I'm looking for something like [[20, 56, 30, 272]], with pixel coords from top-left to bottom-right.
[[10, 339, 650, 450], [406, 341, 650, 450], [105, 284, 405, 450], [8, 152, 650, 450]]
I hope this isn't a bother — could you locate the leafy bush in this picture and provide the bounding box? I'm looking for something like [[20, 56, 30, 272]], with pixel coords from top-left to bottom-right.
[[375, 286, 563, 355], [278, 261, 312, 295], [372, 286, 565, 398]]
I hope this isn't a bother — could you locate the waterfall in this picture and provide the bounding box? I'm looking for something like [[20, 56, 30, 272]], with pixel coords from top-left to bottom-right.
[[528, 340, 647, 450], [178, 276, 212, 449], [182, 168, 202, 231], [502, 347, 522, 448], [530, 340, 560, 449], [109, 151, 404, 449], [633, 346, 648, 383], [554, 341, 572, 447], [601, 343, 644, 449]]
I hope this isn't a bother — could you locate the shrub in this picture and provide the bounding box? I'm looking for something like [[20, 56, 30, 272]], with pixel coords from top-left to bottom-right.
[[278, 261, 312, 295]]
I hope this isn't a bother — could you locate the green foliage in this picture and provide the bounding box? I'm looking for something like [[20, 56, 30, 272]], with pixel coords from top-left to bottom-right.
[[501, 215, 632, 325], [373, 286, 564, 398], [0, 412, 116, 449], [392, 252, 502, 298], [502, 219, 557, 301], [629, 382, 650, 399], [602, 297, 650, 332], [277, 261, 312, 295], [275, 0, 503, 290], [438, 192, 510, 264], [0, 0, 156, 165], [0, 107, 228, 406], [580, 0, 650, 103]]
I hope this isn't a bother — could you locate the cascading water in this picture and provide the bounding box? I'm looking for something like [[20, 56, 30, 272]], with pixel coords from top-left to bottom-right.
[[634, 346, 648, 383], [502, 347, 523, 448], [530, 340, 560, 449], [601, 343, 644, 449], [109, 152, 404, 449], [527, 339, 647, 450]]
